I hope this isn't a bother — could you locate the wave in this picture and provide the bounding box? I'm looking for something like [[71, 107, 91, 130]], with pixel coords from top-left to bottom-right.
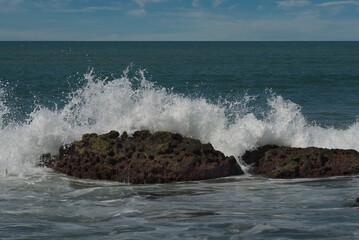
[[1, 67, 359, 176]]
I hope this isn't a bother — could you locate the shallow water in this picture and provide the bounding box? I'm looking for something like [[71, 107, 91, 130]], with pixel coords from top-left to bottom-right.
[[1, 173, 359, 239]]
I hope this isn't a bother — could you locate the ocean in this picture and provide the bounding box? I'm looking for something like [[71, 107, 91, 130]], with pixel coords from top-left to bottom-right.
[[0, 41, 358, 239]]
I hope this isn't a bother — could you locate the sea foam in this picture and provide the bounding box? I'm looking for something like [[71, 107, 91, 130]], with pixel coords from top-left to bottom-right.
[[0, 68, 358, 176]]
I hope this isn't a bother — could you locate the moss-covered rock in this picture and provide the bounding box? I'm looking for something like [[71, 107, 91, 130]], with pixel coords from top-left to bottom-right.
[[42, 130, 243, 183], [242, 145, 359, 178]]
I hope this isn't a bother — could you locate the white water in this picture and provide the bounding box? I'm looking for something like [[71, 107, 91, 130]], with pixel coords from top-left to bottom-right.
[[1, 68, 359, 176]]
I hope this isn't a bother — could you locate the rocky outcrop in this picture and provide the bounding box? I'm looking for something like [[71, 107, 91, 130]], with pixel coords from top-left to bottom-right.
[[42, 130, 243, 184], [242, 145, 359, 178]]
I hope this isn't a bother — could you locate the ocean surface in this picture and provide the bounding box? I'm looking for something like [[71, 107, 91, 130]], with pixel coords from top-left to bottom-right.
[[0, 41, 359, 239]]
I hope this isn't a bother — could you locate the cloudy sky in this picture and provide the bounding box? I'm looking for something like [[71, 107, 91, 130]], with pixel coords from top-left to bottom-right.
[[1, 0, 359, 40]]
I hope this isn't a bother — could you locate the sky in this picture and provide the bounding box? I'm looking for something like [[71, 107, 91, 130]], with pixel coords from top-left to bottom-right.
[[0, 0, 359, 41]]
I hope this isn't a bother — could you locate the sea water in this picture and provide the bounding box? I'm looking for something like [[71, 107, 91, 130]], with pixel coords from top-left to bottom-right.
[[0, 41, 358, 239]]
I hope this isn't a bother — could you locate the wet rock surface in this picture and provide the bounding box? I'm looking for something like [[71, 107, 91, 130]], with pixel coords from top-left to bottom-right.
[[242, 145, 359, 178], [43, 130, 243, 184]]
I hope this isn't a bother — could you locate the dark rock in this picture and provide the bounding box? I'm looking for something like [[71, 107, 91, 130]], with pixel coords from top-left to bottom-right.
[[43, 130, 243, 183], [37, 153, 53, 167], [242, 145, 359, 178], [241, 145, 279, 167], [354, 198, 359, 207]]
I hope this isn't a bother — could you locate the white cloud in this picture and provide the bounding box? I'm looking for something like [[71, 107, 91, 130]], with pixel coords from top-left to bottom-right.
[[213, 0, 223, 8], [134, 0, 145, 8], [2, 6, 359, 41], [11, 0, 22, 4], [192, 0, 199, 7], [109, 17, 359, 41], [127, 8, 146, 16], [317, 1, 359, 7], [133, 0, 164, 8], [172, 10, 227, 20], [55, 5, 122, 12], [317, 1, 359, 14], [85, 6, 121, 11], [228, 4, 238, 11], [277, 0, 311, 8], [296, 9, 320, 19], [128, 7, 359, 41], [0, 0, 24, 12], [0, 0, 23, 5]]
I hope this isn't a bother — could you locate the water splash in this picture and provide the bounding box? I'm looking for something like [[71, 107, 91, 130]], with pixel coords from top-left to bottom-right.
[[0, 83, 10, 127], [0, 68, 359, 176]]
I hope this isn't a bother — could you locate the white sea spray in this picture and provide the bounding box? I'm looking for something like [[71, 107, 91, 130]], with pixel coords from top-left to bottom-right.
[[0, 68, 358, 176], [0, 83, 9, 127]]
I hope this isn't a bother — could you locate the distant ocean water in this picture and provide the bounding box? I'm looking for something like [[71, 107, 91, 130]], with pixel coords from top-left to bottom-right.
[[0, 41, 359, 239]]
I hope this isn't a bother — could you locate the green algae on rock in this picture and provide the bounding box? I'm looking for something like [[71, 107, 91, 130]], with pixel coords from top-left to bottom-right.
[[43, 130, 243, 183]]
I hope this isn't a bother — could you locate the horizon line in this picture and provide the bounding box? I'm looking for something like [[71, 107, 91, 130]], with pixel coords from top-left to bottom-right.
[[1, 40, 359, 42]]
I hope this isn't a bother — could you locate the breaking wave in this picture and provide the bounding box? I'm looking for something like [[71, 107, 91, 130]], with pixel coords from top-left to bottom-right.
[[1, 68, 359, 176]]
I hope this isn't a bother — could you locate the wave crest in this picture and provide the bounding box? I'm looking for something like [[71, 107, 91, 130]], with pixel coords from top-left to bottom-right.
[[0, 68, 358, 176]]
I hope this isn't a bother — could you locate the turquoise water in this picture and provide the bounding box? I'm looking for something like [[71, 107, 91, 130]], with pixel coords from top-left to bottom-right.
[[0, 42, 359, 239]]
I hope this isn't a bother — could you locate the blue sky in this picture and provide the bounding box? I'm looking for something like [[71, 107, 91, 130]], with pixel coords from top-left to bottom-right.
[[1, 0, 359, 40]]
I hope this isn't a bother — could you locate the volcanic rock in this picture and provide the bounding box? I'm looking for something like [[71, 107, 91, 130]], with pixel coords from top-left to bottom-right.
[[242, 145, 359, 178], [43, 130, 243, 183]]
